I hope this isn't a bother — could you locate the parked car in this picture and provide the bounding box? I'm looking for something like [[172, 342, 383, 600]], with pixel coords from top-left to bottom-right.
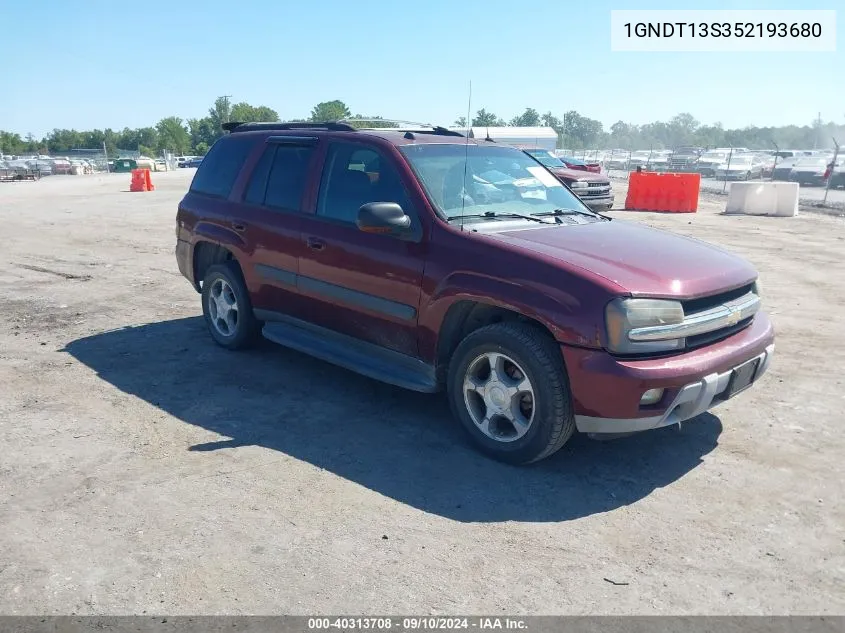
[[696, 150, 732, 177], [829, 162, 845, 189], [647, 151, 672, 171], [789, 156, 834, 186], [604, 152, 631, 170], [523, 148, 614, 210], [51, 158, 73, 175], [667, 146, 704, 172], [714, 155, 764, 181], [557, 155, 602, 173], [154, 159, 168, 172], [186, 156, 203, 168], [772, 157, 800, 180], [175, 121, 774, 464]]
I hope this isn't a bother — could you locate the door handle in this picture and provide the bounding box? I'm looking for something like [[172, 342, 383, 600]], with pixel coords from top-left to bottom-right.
[[231, 221, 247, 232], [306, 237, 326, 251]]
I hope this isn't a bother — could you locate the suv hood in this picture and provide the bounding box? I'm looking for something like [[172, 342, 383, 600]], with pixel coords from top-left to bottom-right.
[[490, 220, 757, 297], [548, 166, 607, 182]]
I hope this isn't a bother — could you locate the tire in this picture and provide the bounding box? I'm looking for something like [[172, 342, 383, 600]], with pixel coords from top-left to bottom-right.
[[200, 261, 261, 350], [446, 321, 576, 465]]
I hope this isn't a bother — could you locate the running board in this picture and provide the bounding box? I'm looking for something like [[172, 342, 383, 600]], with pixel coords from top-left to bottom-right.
[[259, 316, 439, 393]]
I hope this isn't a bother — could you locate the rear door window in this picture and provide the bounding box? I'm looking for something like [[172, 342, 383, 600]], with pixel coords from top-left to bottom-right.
[[190, 135, 254, 198], [243, 144, 315, 212]]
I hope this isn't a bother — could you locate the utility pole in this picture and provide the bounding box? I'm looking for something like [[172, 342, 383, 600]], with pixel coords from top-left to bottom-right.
[[814, 112, 822, 149], [221, 95, 233, 124]]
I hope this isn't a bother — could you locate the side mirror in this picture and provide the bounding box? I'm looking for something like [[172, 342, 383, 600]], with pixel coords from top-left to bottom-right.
[[356, 202, 412, 236]]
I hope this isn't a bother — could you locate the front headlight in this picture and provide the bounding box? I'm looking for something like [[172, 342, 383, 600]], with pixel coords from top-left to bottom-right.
[[605, 298, 685, 355], [569, 180, 588, 189], [752, 278, 762, 298]]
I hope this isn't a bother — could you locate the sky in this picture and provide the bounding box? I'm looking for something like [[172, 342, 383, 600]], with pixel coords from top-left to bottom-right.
[[2, 0, 842, 137]]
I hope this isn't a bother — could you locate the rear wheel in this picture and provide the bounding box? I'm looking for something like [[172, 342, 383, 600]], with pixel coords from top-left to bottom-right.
[[447, 322, 576, 465], [201, 261, 260, 350]]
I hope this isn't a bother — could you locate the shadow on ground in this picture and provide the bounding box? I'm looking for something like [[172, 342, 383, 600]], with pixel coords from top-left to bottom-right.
[[64, 317, 722, 522]]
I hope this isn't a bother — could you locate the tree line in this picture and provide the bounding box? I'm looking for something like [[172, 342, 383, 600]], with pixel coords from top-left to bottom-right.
[[2, 97, 842, 157], [458, 108, 843, 152]]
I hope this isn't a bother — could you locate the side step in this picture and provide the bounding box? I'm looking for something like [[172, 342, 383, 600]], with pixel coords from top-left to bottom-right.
[[261, 318, 439, 393]]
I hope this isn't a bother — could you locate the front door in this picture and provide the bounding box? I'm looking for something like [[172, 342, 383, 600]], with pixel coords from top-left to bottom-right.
[[296, 141, 426, 358]]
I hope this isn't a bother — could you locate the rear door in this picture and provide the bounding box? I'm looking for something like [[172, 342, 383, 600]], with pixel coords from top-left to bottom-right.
[[296, 140, 426, 357], [231, 136, 321, 321]]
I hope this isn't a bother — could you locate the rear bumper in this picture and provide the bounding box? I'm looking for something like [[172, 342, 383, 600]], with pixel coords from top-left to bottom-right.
[[561, 312, 775, 435], [175, 239, 198, 291]]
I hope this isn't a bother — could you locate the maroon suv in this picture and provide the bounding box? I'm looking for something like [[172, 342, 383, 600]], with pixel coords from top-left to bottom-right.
[[175, 121, 774, 465], [522, 148, 614, 210]]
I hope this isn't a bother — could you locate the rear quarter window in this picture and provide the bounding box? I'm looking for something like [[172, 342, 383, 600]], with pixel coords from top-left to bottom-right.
[[189, 135, 254, 198]]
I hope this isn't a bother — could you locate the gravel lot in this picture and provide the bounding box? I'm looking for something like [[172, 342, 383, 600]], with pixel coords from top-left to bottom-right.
[[1, 170, 844, 615]]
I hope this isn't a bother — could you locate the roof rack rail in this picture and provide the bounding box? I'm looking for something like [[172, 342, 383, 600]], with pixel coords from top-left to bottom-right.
[[222, 121, 358, 133], [340, 118, 464, 137], [221, 119, 464, 138]]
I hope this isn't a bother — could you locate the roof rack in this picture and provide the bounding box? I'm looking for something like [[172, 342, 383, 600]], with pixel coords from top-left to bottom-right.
[[343, 118, 464, 138], [222, 121, 358, 133], [220, 119, 464, 138]]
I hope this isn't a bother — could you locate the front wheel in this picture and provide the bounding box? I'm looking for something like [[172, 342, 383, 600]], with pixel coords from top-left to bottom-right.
[[447, 322, 576, 465], [201, 261, 261, 350]]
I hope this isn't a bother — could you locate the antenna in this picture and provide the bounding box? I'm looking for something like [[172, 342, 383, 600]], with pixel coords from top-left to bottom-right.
[[459, 81, 472, 233]]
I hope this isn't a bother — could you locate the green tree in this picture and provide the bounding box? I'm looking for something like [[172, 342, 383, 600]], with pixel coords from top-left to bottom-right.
[[471, 109, 504, 126], [116, 127, 158, 152], [195, 141, 209, 155], [187, 117, 219, 152], [155, 117, 191, 154], [562, 111, 605, 148], [208, 96, 233, 133], [310, 100, 351, 121], [0, 131, 27, 154], [541, 112, 561, 130], [510, 108, 540, 127], [230, 102, 279, 123], [454, 116, 467, 127]]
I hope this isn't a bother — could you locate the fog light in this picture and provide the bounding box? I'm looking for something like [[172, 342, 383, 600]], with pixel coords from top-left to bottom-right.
[[640, 388, 664, 406]]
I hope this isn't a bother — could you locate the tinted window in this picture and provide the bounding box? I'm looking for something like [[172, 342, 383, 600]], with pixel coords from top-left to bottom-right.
[[190, 135, 253, 198], [244, 146, 276, 205], [317, 143, 411, 223], [243, 144, 314, 211], [265, 146, 314, 210]]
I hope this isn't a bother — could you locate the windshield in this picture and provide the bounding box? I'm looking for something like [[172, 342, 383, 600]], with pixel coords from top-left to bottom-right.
[[701, 152, 727, 160], [399, 144, 595, 221], [724, 156, 753, 166], [524, 149, 566, 168]]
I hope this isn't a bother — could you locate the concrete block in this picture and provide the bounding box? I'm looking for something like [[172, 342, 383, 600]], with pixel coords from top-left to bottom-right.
[[725, 182, 799, 217]]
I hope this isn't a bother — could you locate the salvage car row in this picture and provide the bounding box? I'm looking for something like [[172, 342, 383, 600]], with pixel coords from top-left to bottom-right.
[[603, 148, 844, 186]]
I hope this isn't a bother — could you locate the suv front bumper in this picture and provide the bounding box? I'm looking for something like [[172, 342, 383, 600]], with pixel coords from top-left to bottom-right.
[[561, 312, 775, 435]]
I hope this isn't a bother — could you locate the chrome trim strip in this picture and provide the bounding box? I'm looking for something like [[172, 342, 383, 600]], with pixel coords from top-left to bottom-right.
[[628, 292, 760, 342]]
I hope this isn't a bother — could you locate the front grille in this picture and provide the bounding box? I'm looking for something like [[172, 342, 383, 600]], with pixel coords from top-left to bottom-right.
[[681, 283, 755, 314], [680, 283, 757, 349], [588, 181, 609, 188], [687, 317, 753, 350]]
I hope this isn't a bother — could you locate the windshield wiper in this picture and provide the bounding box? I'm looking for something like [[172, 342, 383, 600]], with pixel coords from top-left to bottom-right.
[[447, 211, 553, 224], [533, 207, 612, 221]]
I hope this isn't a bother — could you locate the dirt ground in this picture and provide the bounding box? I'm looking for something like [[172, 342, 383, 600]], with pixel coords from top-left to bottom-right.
[[1, 170, 843, 616]]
